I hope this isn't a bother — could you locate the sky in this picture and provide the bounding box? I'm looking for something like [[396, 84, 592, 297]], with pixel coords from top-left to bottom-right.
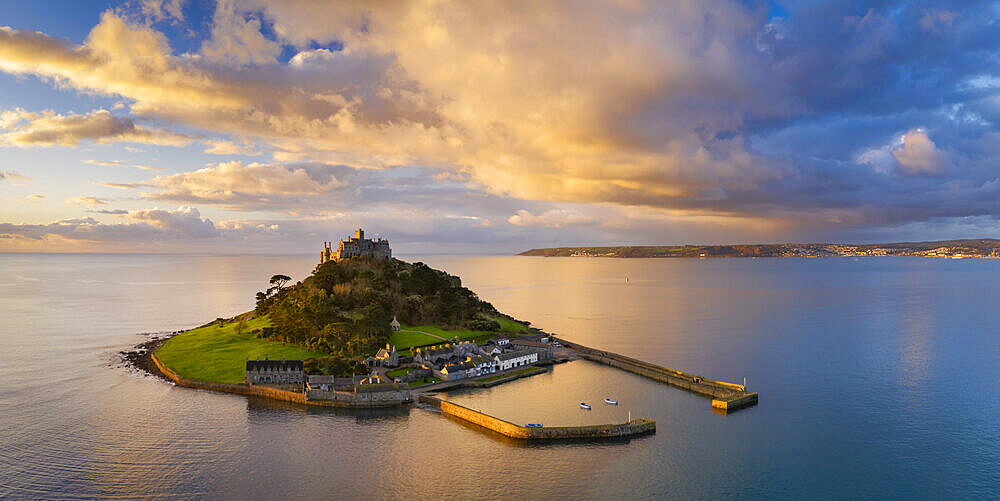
[[1, 0, 999, 254]]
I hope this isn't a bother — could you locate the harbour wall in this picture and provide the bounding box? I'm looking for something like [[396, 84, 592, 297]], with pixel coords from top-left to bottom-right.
[[420, 394, 655, 440], [150, 353, 409, 408], [556, 338, 758, 411]]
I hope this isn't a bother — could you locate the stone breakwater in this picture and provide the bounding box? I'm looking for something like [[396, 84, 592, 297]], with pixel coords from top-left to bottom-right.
[[150, 353, 410, 408], [556, 338, 759, 412], [419, 394, 655, 440]]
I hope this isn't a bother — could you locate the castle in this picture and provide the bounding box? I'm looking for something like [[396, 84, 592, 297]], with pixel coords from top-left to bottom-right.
[[321, 228, 392, 263]]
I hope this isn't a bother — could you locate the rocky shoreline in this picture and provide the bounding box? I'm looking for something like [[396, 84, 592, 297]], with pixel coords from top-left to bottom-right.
[[120, 333, 177, 382]]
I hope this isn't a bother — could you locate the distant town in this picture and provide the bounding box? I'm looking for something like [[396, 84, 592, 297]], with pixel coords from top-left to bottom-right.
[[519, 239, 1000, 259]]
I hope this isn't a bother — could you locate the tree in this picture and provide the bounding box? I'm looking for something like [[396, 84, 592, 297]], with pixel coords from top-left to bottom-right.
[[235, 315, 248, 336], [269, 274, 291, 290]]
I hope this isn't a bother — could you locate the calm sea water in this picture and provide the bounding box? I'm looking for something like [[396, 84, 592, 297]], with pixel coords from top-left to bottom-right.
[[0, 253, 997, 499]]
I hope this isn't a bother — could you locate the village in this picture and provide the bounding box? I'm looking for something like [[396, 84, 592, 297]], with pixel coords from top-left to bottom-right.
[[244, 332, 560, 406]]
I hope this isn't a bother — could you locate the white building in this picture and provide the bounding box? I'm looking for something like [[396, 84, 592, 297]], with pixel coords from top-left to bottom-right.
[[494, 350, 538, 371]]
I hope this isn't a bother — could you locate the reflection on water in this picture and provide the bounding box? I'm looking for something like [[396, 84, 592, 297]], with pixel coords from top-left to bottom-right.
[[445, 361, 674, 427], [1, 253, 998, 499]]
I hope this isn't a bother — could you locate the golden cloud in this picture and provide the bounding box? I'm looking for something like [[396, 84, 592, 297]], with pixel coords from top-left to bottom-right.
[[0, 108, 192, 146], [0, 4, 791, 215]]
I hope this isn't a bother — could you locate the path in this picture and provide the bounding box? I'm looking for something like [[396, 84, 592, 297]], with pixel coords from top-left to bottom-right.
[[397, 328, 451, 342]]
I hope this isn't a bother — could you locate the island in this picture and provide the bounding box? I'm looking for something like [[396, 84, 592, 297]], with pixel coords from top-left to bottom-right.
[[519, 239, 1000, 258], [135, 229, 755, 441]]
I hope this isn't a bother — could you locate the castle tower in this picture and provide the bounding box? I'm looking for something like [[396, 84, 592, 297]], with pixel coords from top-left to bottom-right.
[[354, 228, 364, 240]]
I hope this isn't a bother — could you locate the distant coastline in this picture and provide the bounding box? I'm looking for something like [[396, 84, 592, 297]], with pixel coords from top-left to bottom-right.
[[518, 239, 1000, 259]]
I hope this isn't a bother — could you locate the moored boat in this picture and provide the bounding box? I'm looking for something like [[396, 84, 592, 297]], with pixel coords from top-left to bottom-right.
[[579, 402, 591, 410], [604, 398, 618, 405]]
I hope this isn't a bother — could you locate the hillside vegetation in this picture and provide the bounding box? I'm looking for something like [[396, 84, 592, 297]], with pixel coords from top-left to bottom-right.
[[255, 258, 503, 357]]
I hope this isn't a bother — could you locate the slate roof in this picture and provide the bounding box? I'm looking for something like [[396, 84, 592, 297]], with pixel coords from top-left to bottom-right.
[[495, 350, 536, 361], [246, 359, 304, 371]]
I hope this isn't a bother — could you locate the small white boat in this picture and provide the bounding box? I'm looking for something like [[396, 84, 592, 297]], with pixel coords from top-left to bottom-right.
[[579, 402, 591, 410], [604, 398, 618, 405]]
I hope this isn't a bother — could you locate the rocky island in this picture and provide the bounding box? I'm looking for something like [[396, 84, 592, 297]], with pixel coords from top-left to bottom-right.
[[136, 229, 753, 441], [519, 239, 1000, 258]]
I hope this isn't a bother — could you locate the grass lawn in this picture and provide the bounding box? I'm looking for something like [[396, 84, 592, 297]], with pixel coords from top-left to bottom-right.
[[494, 316, 526, 333], [401, 325, 495, 343], [388, 330, 442, 350], [390, 316, 525, 351], [156, 316, 331, 383], [407, 377, 440, 387], [385, 367, 414, 378]]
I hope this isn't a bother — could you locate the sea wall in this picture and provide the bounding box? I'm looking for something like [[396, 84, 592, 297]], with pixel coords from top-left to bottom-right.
[[150, 353, 409, 408], [712, 392, 759, 411], [558, 338, 758, 411], [420, 395, 655, 440]]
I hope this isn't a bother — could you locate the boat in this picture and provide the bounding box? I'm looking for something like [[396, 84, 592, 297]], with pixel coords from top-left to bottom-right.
[[579, 402, 591, 410], [604, 398, 618, 405], [526, 423, 543, 428]]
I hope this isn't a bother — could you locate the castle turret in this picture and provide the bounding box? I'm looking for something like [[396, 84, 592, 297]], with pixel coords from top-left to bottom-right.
[[321, 228, 390, 263]]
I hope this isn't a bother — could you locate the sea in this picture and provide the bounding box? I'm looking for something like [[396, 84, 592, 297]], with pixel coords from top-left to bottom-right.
[[0, 253, 997, 500]]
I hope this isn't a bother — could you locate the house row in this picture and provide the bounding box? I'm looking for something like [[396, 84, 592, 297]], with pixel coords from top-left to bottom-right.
[[433, 349, 540, 380], [305, 372, 384, 391], [246, 357, 305, 385], [413, 340, 481, 365]]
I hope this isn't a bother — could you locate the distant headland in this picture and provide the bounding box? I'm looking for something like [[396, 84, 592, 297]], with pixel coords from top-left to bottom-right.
[[518, 239, 1000, 259]]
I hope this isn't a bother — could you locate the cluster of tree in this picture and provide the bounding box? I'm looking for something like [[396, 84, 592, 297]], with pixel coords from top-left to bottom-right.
[[254, 258, 499, 359]]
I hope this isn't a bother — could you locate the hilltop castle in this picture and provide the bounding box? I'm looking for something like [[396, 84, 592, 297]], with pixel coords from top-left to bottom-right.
[[321, 228, 391, 264]]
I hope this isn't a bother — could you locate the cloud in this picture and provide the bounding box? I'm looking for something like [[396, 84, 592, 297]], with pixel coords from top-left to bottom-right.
[[203, 139, 261, 155], [1, 3, 1000, 239], [26, 194, 44, 199], [892, 129, 951, 176], [919, 9, 959, 33], [199, 0, 281, 66], [0, 206, 299, 252], [0, 170, 29, 183], [142, 161, 348, 209], [128, 206, 217, 237], [507, 209, 597, 228], [85, 159, 164, 171], [0, 109, 193, 147], [0, 208, 217, 244], [0, 8, 785, 211], [66, 196, 108, 207], [138, 0, 185, 22], [92, 181, 138, 189]]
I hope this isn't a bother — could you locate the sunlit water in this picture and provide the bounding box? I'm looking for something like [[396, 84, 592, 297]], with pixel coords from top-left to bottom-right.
[[1, 253, 997, 499]]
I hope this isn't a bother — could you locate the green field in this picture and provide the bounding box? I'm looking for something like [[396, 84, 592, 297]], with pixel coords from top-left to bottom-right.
[[156, 316, 331, 383], [495, 316, 526, 333], [388, 330, 442, 349], [385, 367, 414, 378], [399, 325, 494, 344], [407, 377, 440, 387], [388, 316, 525, 351]]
